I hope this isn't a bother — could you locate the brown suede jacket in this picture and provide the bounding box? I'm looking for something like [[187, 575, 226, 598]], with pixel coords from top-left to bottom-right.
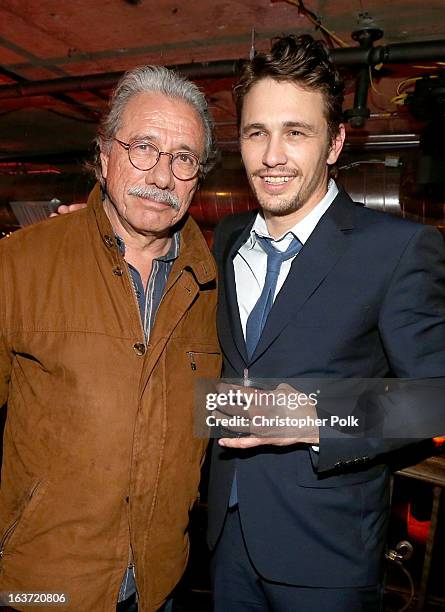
[[0, 185, 221, 611]]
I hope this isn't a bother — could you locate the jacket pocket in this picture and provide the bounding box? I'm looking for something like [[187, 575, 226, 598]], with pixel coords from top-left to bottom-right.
[[186, 349, 221, 373], [0, 480, 46, 559]]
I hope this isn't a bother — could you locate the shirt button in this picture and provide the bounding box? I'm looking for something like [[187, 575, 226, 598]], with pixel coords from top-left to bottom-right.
[[113, 266, 123, 276], [104, 235, 114, 248], [133, 342, 146, 356]]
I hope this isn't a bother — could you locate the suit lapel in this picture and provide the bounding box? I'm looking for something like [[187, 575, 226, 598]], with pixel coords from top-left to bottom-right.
[[250, 191, 356, 363], [218, 214, 256, 366]]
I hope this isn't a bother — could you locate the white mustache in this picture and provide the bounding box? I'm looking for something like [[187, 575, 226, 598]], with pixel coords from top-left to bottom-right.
[[127, 185, 180, 211]]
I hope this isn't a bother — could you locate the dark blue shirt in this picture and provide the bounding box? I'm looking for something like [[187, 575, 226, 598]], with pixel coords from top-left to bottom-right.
[[116, 233, 180, 339]]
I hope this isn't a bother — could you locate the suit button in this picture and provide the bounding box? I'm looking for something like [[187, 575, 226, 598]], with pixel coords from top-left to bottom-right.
[[133, 342, 146, 356], [113, 266, 123, 276]]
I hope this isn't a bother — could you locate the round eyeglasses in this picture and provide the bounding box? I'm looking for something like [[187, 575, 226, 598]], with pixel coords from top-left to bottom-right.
[[114, 138, 201, 181]]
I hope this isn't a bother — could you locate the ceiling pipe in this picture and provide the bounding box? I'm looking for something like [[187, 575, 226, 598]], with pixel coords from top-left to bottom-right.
[[330, 39, 445, 66], [0, 66, 100, 120], [343, 22, 384, 128], [0, 39, 444, 100], [0, 61, 241, 100]]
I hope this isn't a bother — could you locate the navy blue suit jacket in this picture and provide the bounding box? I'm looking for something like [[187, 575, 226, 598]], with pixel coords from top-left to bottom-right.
[[207, 189, 445, 587]]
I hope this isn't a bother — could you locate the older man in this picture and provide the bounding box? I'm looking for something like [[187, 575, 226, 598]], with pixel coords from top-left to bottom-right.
[[0, 66, 221, 612]]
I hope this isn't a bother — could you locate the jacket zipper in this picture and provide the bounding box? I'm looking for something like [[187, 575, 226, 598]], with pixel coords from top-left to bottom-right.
[[0, 480, 42, 559], [126, 517, 139, 602], [187, 352, 197, 370], [127, 540, 134, 577], [123, 261, 146, 343]]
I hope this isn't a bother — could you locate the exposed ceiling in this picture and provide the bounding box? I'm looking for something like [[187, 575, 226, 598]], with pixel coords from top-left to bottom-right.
[[0, 0, 444, 230]]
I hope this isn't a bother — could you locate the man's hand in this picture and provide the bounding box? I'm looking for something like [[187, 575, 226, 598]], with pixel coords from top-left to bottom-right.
[[49, 203, 87, 217], [218, 435, 306, 449], [215, 382, 320, 448]]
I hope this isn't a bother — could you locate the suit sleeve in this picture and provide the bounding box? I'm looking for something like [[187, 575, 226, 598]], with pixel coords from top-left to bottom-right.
[[379, 225, 445, 377], [316, 224, 445, 473]]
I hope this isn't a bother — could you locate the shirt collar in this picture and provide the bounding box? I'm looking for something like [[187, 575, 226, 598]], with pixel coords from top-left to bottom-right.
[[248, 179, 339, 248], [116, 231, 180, 262]]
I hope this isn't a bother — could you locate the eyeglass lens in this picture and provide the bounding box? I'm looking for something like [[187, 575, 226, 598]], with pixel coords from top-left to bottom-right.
[[129, 142, 199, 179]]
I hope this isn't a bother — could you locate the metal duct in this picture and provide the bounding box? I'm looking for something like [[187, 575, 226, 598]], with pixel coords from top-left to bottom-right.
[[338, 162, 402, 215]]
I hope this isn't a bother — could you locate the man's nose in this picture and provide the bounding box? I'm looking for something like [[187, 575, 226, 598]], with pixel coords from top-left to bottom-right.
[[145, 152, 175, 190], [262, 135, 287, 167]]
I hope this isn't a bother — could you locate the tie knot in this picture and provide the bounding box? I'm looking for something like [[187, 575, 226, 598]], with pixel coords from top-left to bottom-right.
[[255, 234, 302, 273]]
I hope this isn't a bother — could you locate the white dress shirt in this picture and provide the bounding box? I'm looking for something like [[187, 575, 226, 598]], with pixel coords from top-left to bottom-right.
[[234, 180, 338, 451], [234, 180, 339, 336]]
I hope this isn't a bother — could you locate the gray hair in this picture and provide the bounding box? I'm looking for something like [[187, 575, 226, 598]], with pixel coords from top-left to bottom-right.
[[94, 65, 216, 184]]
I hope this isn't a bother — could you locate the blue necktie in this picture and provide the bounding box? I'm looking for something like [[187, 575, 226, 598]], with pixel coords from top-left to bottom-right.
[[228, 233, 303, 508], [245, 234, 303, 360]]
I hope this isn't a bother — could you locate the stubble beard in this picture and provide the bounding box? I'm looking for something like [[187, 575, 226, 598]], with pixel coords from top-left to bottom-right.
[[254, 180, 310, 217], [251, 166, 327, 218]]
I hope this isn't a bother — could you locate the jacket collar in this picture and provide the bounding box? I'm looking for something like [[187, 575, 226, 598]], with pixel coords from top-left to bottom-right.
[[171, 213, 217, 286], [87, 182, 216, 286]]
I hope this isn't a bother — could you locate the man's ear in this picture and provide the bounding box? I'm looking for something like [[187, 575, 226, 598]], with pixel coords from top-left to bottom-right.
[[327, 123, 346, 166], [99, 137, 110, 180]]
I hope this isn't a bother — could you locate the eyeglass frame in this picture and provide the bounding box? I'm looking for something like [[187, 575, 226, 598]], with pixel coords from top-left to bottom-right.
[[112, 137, 202, 181]]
